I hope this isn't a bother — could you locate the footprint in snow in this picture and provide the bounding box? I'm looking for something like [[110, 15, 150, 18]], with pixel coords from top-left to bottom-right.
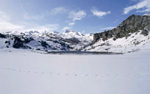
[[75, 74, 77, 76], [85, 74, 88, 76]]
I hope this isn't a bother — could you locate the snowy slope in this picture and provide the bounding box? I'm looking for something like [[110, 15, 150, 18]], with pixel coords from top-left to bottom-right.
[[0, 47, 149, 94], [0, 38, 7, 49], [85, 30, 150, 53]]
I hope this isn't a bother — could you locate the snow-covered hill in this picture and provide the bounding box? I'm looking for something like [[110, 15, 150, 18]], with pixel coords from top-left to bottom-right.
[[0, 30, 93, 51], [84, 14, 150, 53], [84, 30, 150, 53]]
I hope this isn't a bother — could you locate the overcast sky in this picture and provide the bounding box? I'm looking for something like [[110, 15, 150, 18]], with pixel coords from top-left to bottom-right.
[[0, 0, 150, 33]]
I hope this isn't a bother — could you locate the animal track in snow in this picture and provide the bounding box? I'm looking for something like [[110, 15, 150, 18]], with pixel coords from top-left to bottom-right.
[[1, 67, 147, 78]]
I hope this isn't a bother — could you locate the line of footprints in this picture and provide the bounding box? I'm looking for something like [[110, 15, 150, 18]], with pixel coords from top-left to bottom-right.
[[0, 67, 147, 77]]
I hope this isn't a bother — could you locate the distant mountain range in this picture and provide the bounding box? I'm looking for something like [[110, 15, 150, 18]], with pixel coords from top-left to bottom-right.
[[0, 14, 150, 53], [0, 30, 93, 51]]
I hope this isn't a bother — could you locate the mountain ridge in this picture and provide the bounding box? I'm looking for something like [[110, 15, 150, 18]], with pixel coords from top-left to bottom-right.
[[85, 14, 150, 53], [0, 30, 93, 51], [0, 14, 150, 53], [93, 14, 150, 42]]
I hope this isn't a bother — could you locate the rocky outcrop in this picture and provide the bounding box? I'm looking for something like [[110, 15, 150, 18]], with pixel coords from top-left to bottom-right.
[[93, 15, 150, 42], [0, 33, 7, 38]]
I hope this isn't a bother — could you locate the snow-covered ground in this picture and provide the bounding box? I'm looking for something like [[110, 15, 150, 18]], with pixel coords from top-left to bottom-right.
[[0, 48, 149, 94]]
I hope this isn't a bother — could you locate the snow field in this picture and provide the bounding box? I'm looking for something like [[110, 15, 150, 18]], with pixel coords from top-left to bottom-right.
[[0, 48, 149, 94]]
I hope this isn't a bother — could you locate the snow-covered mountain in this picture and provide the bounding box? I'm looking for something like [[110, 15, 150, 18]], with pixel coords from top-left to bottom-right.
[[84, 30, 150, 53], [63, 30, 84, 37], [1, 14, 150, 54], [84, 14, 150, 53], [0, 30, 93, 51], [62, 30, 93, 41]]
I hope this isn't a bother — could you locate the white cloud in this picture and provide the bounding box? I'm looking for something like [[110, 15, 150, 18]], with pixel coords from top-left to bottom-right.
[[62, 26, 70, 31], [51, 7, 67, 14], [113, 19, 119, 23], [102, 27, 115, 30], [24, 24, 59, 32], [124, 0, 150, 14], [0, 11, 10, 21], [69, 10, 86, 21], [23, 7, 67, 20], [81, 30, 85, 34], [0, 22, 24, 32], [91, 9, 111, 17], [63, 22, 75, 32], [0, 11, 24, 32], [23, 12, 44, 20], [0, 21, 58, 32], [68, 22, 75, 26], [0, 11, 59, 32]]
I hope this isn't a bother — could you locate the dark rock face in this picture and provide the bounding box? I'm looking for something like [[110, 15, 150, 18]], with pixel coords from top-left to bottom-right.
[[40, 41, 50, 48], [0, 33, 7, 38], [13, 36, 25, 48], [93, 15, 150, 42], [141, 29, 149, 36], [63, 37, 80, 44], [4, 36, 33, 49]]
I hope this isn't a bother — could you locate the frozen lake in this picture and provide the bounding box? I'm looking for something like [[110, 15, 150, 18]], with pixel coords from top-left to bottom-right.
[[46, 51, 123, 55]]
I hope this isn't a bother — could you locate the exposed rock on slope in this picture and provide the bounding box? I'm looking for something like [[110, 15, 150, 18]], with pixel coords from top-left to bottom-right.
[[85, 30, 150, 53], [85, 14, 150, 53], [93, 15, 150, 42]]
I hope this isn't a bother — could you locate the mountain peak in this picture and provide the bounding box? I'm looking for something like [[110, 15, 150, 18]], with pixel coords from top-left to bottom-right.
[[63, 29, 71, 33], [63, 30, 76, 33], [63, 30, 84, 37]]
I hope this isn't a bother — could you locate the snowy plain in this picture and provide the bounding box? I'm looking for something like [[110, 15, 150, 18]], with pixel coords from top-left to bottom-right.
[[0, 48, 149, 94]]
